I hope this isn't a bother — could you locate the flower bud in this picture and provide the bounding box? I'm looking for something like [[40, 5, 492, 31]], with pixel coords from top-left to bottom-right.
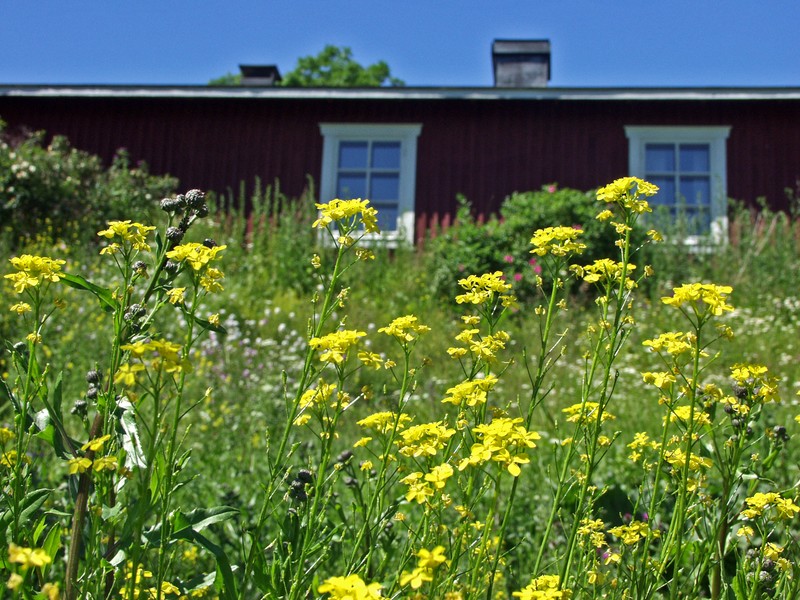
[[185, 189, 206, 209]]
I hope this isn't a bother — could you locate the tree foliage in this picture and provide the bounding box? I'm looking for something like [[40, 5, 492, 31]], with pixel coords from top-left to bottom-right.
[[208, 45, 404, 87], [281, 45, 404, 87]]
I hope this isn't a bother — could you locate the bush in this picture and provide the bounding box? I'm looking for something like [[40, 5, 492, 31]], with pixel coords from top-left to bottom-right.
[[0, 120, 177, 248], [427, 184, 628, 302]]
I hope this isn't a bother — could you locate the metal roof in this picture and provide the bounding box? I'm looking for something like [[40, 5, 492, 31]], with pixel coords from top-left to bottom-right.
[[3, 84, 800, 101]]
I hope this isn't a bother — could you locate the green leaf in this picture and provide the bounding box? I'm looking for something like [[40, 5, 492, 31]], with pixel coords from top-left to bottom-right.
[[192, 313, 227, 334], [172, 506, 239, 534], [60, 273, 117, 312], [173, 528, 238, 600]]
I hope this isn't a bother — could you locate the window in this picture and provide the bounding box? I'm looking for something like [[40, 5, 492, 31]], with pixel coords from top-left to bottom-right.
[[320, 123, 422, 245], [626, 126, 730, 242]]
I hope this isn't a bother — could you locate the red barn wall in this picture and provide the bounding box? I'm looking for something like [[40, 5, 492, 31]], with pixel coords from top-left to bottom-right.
[[2, 94, 800, 235]]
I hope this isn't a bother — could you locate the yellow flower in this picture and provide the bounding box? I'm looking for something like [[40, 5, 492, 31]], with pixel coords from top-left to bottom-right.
[[313, 198, 380, 234], [97, 220, 156, 252], [166, 243, 226, 271], [455, 271, 514, 305], [68, 457, 92, 474], [530, 226, 586, 257], [114, 363, 145, 387], [397, 421, 456, 458], [41, 582, 60, 600], [9, 302, 31, 315], [596, 177, 657, 213], [8, 542, 52, 568], [513, 575, 570, 600], [166, 287, 186, 305], [442, 375, 499, 407], [6, 573, 23, 590], [357, 411, 412, 434], [661, 283, 734, 316], [0, 428, 13, 444], [5, 255, 66, 294], [424, 463, 454, 490], [309, 330, 366, 364], [92, 456, 118, 472], [318, 574, 383, 599], [378, 315, 431, 343], [81, 434, 111, 452]]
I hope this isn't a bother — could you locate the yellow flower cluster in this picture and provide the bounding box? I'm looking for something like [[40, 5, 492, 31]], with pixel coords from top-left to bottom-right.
[[661, 283, 734, 316], [530, 226, 586, 257], [309, 330, 367, 364], [596, 176, 658, 213], [442, 374, 499, 407], [400, 463, 454, 504], [378, 314, 430, 343], [513, 574, 571, 599], [8, 543, 52, 568], [642, 331, 695, 356], [357, 411, 412, 434], [641, 371, 677, 390], [299, 380, 338, 409], [98, 220, 157, 253], [455, 272, 515, 306], [400, 546, 448, 589], [608, 520, 657, 545], [313, 198, 380, 234], [458, 417, 540, 476], [562, 402, 615, 425], [740, 492, 800, 521], [570, 259, 636, 289], [397, 421, 456, 458], [730, 363, 780, 404], [5, 255, 66, 294], [318, 574, 383, 599], [119, 338, 191, 377], [447, 329, 510, 362]]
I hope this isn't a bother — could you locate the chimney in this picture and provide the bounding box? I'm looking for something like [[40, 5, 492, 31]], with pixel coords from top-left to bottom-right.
[[239, 65, 282, 86], [492, 39, 551, 88]]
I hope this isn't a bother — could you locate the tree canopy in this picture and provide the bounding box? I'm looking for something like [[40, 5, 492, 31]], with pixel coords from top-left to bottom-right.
[[209, 45, 404, 87]]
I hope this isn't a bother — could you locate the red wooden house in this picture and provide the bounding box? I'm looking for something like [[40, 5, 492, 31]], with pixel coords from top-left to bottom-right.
[[2, 40, 800, 244]]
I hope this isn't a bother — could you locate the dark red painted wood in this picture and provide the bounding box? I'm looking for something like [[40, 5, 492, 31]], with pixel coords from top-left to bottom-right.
[[3, 93, 800, 243]]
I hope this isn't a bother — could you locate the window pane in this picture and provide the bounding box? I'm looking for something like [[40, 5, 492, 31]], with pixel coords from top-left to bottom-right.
[[645, 144, 675, 172], [370, 173, 400, 201], [372, 202, 399, 230], [339, 142, 368, 169], [679, 176, 710, 208], [371, 142, 401, 169], [337, 173, 367, 199], [648, 176, 676, 207], [680, 144, 710, 172]]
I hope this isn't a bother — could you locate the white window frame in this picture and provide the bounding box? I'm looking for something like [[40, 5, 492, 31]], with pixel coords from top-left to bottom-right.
[[625, 125, 731, 245], [319, 123, 422, 246]]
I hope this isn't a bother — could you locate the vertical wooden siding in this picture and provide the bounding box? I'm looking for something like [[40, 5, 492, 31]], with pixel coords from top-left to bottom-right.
[[2, 94, 800, 239]]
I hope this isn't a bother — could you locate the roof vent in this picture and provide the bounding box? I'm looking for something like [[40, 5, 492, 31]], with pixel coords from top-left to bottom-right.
[[492, 39, 551, 88], [239, 65, 282, 86]]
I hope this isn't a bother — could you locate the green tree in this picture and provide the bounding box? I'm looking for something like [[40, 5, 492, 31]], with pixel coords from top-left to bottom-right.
[[282, 45, 404, 87], [208, 72, 241, 86], [208, 45, 404, 87]]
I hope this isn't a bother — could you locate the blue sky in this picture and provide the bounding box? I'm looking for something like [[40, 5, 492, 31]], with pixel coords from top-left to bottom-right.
[[2, 0, 799, 87]]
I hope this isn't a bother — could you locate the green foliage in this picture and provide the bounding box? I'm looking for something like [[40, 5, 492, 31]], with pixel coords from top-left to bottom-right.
[[281, 44, 404, 87], [208, 72, 242, 86], [0, 121, 178, 248]]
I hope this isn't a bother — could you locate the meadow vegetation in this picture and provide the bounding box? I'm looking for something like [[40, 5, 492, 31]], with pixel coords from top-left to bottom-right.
[[1, 133, 800, 600]]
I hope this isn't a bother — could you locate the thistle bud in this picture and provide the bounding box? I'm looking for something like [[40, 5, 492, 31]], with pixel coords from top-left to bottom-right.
[[185, 189, 206, 209]]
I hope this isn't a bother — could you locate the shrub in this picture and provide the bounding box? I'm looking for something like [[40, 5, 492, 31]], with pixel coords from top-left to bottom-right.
[[0, 120, 177, 248], [427, 185, 630, 302]]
